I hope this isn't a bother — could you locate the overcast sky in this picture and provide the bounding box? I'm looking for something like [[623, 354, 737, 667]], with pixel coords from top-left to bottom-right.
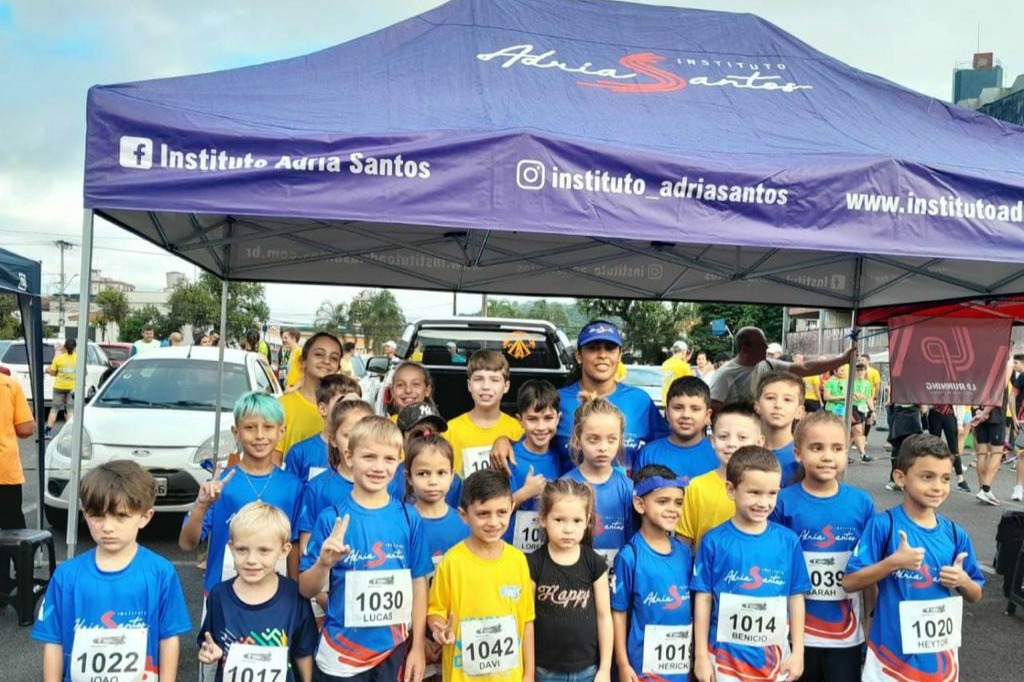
[[2, 0, 1021, 324]]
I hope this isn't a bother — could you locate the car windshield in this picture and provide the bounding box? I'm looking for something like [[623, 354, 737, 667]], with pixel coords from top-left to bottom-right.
[[97, 358, 250, 410], [0, 344, 56, 364], [622, 366, 667, 388], [413, 328, 561, 369], [103, 346, 131, 362]]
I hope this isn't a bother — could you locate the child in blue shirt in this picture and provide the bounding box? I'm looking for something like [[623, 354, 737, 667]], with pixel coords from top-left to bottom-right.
[[612, 465, 693, 682], [505, 379, 564, 552], [286, 374, 362, 483], [300, 416, 431, 682], [180, 392, 304, 597], [33, 460, 192, 681], [771, 411, 876, 682], [634, 376, 718, 486], [692, 446, 811, 682], [198, 502, 317, 682], [844, 434, 984, 682], [754, 371, 806, 487], [561, 394, 635, 566]]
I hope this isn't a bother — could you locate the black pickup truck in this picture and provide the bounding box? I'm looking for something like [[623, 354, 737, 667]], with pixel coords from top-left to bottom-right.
[[371, 317, 575, 420]]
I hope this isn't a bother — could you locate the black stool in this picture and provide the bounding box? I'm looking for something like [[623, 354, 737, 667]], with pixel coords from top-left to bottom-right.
[[0, 529, 56, 626]]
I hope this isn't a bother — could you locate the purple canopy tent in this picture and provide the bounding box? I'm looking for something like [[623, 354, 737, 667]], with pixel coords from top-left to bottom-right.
[[69, 0, 1024, 553]]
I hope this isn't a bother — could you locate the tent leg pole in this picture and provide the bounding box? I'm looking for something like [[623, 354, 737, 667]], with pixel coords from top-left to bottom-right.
[[212, 278, 228, 460], [842, 258, 864, 443], [66, 210, 95, 558]]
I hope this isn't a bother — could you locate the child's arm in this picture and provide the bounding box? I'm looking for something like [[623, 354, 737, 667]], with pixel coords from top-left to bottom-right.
[[404, 576, 428, 682], [298, 530, 312, 556], [158, 636, 180, 682], [299, 515, 350, 599], [779, 595, 805, 681], [511, 466, 546, 509], [42, 643, 63, 682], [593, 573, 614, 682], [843, 530, 924, 594], [294, 655, 314, 682], [939, 552, 983, 603], [178, 464, 234, 550], [692, 593, 715, 682], [521, 621, 535, 682], [287, 542, 300, 580], [611, 611, 639, 682]]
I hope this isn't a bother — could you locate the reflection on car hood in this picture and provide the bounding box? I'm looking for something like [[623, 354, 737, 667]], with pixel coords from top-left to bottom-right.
[[85, 407, 229, 447]]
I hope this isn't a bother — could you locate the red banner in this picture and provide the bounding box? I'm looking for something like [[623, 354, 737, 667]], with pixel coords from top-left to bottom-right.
[[887, 315, 1012, 407]]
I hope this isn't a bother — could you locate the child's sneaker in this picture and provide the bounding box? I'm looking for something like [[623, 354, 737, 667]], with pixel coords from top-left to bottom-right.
[[1012, 485, 1024, 502], [956, 480, 972, 493], [44, 427, 53, 440]]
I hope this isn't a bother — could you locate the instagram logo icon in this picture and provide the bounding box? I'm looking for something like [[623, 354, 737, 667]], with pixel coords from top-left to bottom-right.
[[516, 160, 546, 190]]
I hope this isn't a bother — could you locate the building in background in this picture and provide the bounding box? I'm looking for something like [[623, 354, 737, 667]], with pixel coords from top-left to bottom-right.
[[953, 52, 1003, 106]]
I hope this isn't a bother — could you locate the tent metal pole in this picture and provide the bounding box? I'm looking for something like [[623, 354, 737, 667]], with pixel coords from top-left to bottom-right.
[[212, 278, 228, 460], [782, 308, 790, 353], [841, 258, 864, 440], [19, 292, 46, 529], [66, 209, 95, 558]]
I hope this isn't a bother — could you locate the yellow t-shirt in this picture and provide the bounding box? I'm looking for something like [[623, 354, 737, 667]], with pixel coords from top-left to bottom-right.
[[427, 541, 535, 682], [1, 374, 31, 485], [676, 469, 733, 550], [278, 391, 322, 457], [866, 366, 881, 403], [51, 352, 77, 392], [445, 412, 524, 480], [285, 348, 303, 388], [661, 355, 693, 405], [803, 374, 820, 401], [615, 362, 628, 382]]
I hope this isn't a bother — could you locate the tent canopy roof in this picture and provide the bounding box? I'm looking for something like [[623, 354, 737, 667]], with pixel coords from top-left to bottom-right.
[[0, 246, 41, 299], [85, 0, 1024, 309]]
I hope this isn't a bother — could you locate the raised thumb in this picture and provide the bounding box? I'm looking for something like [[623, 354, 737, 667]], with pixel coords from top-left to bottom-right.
[[897, 530, 910, 547], [953, 552, 968, 569]]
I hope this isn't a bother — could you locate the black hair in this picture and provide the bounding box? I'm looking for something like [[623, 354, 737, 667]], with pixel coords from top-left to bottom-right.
[[896, 433, 952, 472], [302, 331, 343, 358], [459, 469, 512, 510], [726, 445, 780, 486], [344, 341, 356, 354], [63, 338, 77, 354], [666, 375, 710, 406], [712, 402, 761, 429], [516, 378, 560, 415], [631, 464, 679, 528]]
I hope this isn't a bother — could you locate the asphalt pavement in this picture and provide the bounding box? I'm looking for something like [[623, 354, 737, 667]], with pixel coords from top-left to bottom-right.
[[3, 424, 1024, 680]]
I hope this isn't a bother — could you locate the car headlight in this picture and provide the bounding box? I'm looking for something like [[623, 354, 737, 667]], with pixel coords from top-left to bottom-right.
[[193, 430, 237, 465], [53, 424, 93, 460]]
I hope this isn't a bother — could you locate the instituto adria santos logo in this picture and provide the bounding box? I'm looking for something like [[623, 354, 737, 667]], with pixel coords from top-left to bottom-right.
[[476, 44, 813, 95]]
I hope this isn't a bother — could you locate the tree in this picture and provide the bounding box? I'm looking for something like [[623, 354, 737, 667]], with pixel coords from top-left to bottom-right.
[[164, 274, 270, 340], [0, 294, 21, 338], [575, 299, 697, 363], [120, 304, 170, 343], [688, 303, 784, 359], [314, 300, 350, 335], [166, 279, 217, 332], [348, 289, 406, 354], [94, 288, 130, 341]]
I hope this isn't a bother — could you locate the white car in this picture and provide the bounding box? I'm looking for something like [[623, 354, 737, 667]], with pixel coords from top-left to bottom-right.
[[43, 346, 281, 527], [0, 339, 111, 405]]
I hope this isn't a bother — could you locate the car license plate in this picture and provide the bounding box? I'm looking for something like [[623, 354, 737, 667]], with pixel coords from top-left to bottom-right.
[[154, 478, 168, 496]]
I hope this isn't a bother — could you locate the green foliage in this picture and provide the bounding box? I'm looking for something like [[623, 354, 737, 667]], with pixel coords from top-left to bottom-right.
[[477, 299, 586, 338], [94, 288, 130, 326], [348, 289, 406, 354], [0, 294, 22, 338], [314, 300, 350, 335], [164, 274, 270, 339], [120, 304, 171, 342], [575, 299, 696, 363], [688, 303, 784, 358]]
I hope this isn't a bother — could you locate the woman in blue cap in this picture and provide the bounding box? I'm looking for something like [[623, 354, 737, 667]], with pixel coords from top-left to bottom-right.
[[493, 319, 669, 475]]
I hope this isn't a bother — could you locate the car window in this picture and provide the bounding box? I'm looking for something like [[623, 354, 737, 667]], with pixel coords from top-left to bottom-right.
[[87, 346, 102, 365], [96, 358, 250, 410], [622, 367, 668, 388], [413, 329, 560, 369], [1, 344, 56, 364], [103, 346, 130, 362]]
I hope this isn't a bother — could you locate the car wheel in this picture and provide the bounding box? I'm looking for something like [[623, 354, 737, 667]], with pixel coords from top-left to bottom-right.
[[44, 504, 69, 530]]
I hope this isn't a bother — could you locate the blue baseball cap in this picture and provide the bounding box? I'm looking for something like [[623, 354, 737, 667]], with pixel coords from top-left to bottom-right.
[[577, 321, 623, 348]]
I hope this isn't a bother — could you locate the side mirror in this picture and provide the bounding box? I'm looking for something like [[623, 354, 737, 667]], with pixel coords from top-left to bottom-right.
[[366, 357, 390, 377]]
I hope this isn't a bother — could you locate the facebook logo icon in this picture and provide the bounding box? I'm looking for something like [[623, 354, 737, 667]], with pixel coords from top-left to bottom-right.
[[119, 136, 153, 169]]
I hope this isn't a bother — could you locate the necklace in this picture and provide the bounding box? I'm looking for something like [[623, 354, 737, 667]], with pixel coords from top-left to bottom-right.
[[239, 468, 274, 501]]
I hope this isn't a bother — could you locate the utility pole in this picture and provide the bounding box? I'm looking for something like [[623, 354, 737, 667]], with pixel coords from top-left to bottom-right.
[[55, 240, 76, 339]]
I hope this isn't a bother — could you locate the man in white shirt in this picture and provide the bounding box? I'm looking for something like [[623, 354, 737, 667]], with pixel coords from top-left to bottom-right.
[[131, 326, 162, 356], [707, 326, 855, 409]]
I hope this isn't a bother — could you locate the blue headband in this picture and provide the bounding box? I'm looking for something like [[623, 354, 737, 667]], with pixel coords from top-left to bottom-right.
[[633, 476, 687, 497]]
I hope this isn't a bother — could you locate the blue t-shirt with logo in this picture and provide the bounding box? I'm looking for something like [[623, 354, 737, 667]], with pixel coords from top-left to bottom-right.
[[770, 483, 875, 648], [503, 440, 564, 544], [421, 507, 470, 570], [200, 576, 318, 682], [31, 547, 192, 682], [301, 497, 432, 675], [634, 437, 718, 485], [611, 533, 694, 682], [772, 442, 801, 488], [285, 434, 330, 483], [562, 467, 635, 556], [691, 521, 811, 680], [846, 505, 984, 682], [556, 382, 669, 472], [190, 466, 304, 595]]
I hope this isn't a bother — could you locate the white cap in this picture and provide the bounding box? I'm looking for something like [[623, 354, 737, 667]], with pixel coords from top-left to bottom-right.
[[383, 340, 397, 349], [766, 342, 784, 356], [446, 342, 457, 349], [671, 340, 688, 352]]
